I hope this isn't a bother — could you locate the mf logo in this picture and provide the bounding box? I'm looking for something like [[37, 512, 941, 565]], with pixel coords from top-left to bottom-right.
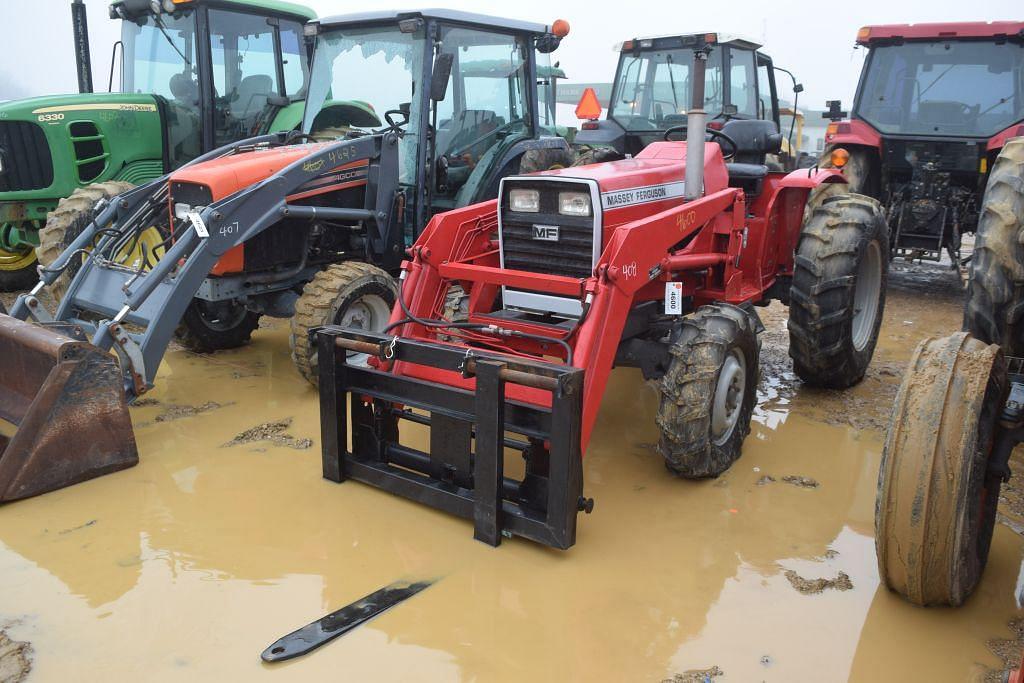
[[532, 224, 559, 242]]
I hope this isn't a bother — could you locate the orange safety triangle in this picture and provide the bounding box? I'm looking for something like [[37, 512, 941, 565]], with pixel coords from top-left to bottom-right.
[[574, 87, 603, 120]]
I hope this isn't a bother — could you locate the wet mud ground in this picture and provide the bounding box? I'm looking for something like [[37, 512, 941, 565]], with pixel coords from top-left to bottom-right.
[[1, 259, 1023, 681]]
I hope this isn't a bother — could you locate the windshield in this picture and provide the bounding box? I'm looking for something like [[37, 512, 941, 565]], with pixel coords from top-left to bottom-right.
[[612, 47, 756, 131], [303, 26, 424, 182], [121, 10, 200, 162], [856, 41, 1024, 137], [121, 10, 197, 98]]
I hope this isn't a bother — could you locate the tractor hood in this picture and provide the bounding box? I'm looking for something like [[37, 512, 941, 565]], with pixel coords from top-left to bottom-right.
[[533, 141, 729, 214], [169, 142, 346, 202], [0, 92, 164, 223]]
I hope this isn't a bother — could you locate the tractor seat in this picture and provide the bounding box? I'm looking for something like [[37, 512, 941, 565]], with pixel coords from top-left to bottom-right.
[[719, 119, 782, 196]]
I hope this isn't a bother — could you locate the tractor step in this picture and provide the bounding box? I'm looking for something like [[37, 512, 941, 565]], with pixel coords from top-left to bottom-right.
[[316, 327, 590, 549]]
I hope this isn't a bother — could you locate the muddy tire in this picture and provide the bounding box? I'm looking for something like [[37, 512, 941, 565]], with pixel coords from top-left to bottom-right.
[[0, 244, 38, 291], [656, 304, 760, 478], [964, 138, 1024, 357], [290, 262, 397, 385], [876, 332, 1006, 606], [803, 146, 873, 221], [175, 299, 261, 353], [518, 146, 575, 174], [788, 194, 888, 388], [36, 181, 135, 302]]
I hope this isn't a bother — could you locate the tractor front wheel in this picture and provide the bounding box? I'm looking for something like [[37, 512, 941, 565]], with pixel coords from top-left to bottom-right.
[[36, 181, 136, 302], [290, 262, 397, 386], [0, 243, 38, 292], [656, 304, 760, 478], [964, 137, 1024, 356], [176, 299, 261, 353], [788, 194, 888, 388], [876, 332, 1006, 606]]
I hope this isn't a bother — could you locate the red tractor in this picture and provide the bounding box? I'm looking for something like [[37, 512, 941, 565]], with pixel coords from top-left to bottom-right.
[[817, 22, 1024, 267], [316, 39, 889, 548]]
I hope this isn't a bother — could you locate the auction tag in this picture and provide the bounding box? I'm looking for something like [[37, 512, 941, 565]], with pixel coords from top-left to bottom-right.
[[665, 282, 683, 315], [187, 211, 210, 238]]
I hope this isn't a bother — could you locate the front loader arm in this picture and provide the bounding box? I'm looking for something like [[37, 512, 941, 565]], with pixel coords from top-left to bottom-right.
[[12, 132, 400, 398]]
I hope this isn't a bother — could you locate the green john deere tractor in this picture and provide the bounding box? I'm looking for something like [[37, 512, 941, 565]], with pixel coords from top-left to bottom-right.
[[0, 0, 318, 290]]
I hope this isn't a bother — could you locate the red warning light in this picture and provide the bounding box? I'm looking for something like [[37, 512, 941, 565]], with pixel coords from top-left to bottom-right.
[[574, 87, 603, 121]]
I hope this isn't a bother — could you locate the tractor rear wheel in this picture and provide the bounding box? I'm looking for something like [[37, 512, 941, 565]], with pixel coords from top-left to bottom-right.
[[0, 242, 38, 292], [290, 262, 397, 385], [175, 299, 261, 353], [788, 193, 888, 388], [876, 332, 1006, 606], [964, 138, 1024, 356], [36, 181, 137, 302], [656, 304, 760, 478]]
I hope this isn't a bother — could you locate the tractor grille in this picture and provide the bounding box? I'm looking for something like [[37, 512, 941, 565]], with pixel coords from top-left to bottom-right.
[[0, 121, 54, 192], [498, 178, 599, 280]]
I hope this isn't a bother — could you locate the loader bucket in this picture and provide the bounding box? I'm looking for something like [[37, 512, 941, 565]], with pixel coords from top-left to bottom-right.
[[0, 314, 138, 502]]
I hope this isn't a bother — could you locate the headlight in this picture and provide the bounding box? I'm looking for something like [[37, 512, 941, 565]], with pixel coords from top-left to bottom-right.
[[558, 191, 591, 216], [173, 202, 193, 220], [509, 188, 540, 213]]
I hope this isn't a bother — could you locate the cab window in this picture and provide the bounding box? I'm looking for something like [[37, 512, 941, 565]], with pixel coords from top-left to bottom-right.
[[208, 9, 281, 145], [728, 48, 757, 117]]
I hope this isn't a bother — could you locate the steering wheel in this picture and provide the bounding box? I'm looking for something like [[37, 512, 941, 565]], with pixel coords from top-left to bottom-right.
[[383, 109, 410, 136], [663, 125, 738, 161]]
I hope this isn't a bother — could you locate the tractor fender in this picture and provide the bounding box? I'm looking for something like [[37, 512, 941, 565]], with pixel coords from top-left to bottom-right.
[[987, 123, 1024, 152], [824, 118, 882, 150]]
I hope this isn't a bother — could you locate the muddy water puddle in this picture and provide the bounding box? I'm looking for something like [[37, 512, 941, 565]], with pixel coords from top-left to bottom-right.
[[0, 264, 1022, 681]]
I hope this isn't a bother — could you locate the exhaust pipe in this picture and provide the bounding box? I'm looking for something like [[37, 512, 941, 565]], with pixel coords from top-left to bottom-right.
[[71, 0, 93, 94], [0, 313, 137, 502], [684, 47, 710, 201]]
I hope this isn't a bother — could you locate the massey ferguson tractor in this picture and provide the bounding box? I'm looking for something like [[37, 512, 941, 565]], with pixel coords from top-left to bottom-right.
[[0, 0, 319, 291], [314, 36, 889, 549], [816, 21, 1024, 266], [875, 136, 1024, 607], [0, 10, 574, 502]]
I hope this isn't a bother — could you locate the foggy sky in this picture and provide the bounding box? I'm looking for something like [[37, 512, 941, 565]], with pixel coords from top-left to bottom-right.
[[1, 0, 1020, 115]]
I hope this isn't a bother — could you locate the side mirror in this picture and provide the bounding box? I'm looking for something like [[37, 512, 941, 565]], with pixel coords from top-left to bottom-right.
[[430, 52, 454, 102]]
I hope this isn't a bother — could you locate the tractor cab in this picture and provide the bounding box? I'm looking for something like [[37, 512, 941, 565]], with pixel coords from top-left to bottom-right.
[[575, 33, 785, 159], [111, 0, 315, 164], [301, 10, 572, 231]]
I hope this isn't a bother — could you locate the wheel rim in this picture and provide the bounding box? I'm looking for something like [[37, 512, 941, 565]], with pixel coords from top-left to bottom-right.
[[113, 227, 166, 269], [334, 292, 392, 366], [852, 240, 882, 352], [0, 245, 36, 271], [711, 349, 747, 446], [194, 300, 249, 331]]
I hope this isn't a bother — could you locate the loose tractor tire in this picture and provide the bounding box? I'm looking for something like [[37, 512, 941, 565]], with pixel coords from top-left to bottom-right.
[[876, 332, 1006, 606], [964, 137, 1024, 357], [788, 194, 888, 388]]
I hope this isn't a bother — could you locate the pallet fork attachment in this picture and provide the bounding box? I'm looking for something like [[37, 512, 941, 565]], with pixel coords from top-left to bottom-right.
[[317, 327, 590, 549]]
